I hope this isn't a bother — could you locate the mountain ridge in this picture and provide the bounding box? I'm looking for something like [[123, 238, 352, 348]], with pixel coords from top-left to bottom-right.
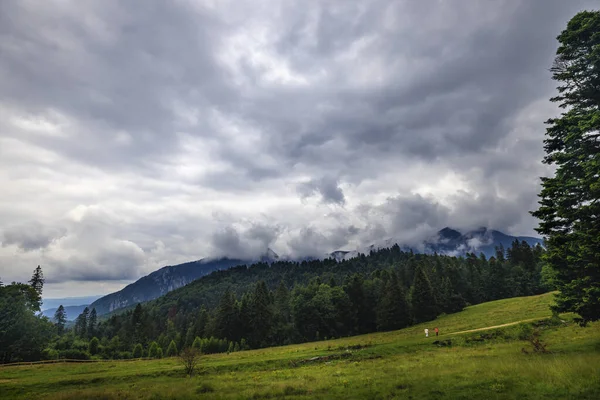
[[88, 228, 542, 316]]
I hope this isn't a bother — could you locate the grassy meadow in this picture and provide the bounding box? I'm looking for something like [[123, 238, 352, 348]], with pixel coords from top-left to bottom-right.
[[1, 292, 599, 399]]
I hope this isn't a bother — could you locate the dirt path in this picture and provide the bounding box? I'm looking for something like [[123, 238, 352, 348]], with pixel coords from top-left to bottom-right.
[[447, 317, 542, 336]]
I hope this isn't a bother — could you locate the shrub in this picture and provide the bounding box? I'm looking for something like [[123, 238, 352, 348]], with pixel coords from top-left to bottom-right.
[[59, 349, 90, 360], [196, 383, 214, 394], [42, 348, 59, 360], [179, 347, 201, 377], [156, 348, 163, 359], [88, 337, 100, 355]]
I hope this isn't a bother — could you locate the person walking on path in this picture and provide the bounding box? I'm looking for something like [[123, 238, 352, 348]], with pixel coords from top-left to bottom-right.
[[424, 328, 429, 338], [435, 327, 439, 337]]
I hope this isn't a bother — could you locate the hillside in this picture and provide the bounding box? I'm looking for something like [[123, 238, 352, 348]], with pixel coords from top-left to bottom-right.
[[81, 228, 541, 317], [2, 292, 599, 399], [88, 242, 547, 356], [88, 258, 253, 315]]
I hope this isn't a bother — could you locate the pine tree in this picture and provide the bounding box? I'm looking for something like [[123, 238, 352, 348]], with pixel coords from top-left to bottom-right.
[[131, 303, 143, 343], [28, 266, 44, 311], [531, 10, 600, 324], [54, 305, 67, 335], [376, 272, 410, 331], [87, 308, 97, 338], [213, 288, 239, 341], [410, 265, 438, 323], [184, 325, 195, 348], [133, 343, 143, 358], [166, 340, 178, 357], [248, 281, 273, 348], [75, 307, 89, 338], [148, 341, 160, 358], [345, 274, 367, 334], [192, 336, 202, 351]]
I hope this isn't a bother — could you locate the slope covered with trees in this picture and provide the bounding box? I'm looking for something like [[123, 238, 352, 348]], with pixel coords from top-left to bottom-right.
[[39, 240, 550, 361]]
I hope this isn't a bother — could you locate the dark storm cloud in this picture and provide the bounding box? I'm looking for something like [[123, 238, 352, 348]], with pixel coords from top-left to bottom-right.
[[0, 0, 233, 172], [1, 0, 597, 290], [297, 176, 346, 205], [1, 223, 66, 252]]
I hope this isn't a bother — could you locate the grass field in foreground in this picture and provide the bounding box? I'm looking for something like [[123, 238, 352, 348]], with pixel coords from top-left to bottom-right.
[[1, 292, 599, 399]]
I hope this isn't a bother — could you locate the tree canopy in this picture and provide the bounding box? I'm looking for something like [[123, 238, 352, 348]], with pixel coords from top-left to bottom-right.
[[532, 10, 600, 324]]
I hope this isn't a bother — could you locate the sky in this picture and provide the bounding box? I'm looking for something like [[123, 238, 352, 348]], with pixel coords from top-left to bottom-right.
[[0, 0, 596, 297]]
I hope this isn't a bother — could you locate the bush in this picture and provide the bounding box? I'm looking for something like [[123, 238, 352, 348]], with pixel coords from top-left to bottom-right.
[[179, 347, 201, 377], [88, 337, 100, 355], [116, 351, 133, 360], [156, 348, 163, 359], [59, 349, 90, 360], [196, 383, 214, 394], [133, 343, 143, 358], [42, 348, 59, 360]]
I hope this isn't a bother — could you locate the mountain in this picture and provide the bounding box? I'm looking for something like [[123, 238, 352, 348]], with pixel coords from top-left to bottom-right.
[[426, 227, 543, 258], [331, 227, 543, 260], [41, 295, 102, 311], [89, 251, 279, 315], [41, 304, 90, 321]]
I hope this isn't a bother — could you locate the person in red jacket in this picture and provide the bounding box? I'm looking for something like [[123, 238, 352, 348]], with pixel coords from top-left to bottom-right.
[[434, 327, 439, 337]]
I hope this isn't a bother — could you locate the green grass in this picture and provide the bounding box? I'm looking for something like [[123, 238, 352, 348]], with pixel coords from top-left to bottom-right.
[[1, 292, 599, 399]]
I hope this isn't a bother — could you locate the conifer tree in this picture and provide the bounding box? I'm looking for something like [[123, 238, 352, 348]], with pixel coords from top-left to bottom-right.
[[148, 341, 160, 358], [213, 288, 239, 341], [133, 343, 143, 358], [87, 308, 97, 338], [376, 272, 410, 331], [410, 265, 438, 323], [75, 307, 89, 337], [54, 305, 67, 335], [531, 10, 600, 324], [166, 340, 178, 357], [28, 266, 44, 311], [248, 281, 273, 347], [192, 336, 202, 350]]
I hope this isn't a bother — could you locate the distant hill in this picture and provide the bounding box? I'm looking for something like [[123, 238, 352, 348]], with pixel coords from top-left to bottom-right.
[[89, 251, 279, 315], [41, 304, 90, 321], [331, 227, 543, 260], [41, 295, 102, 311]]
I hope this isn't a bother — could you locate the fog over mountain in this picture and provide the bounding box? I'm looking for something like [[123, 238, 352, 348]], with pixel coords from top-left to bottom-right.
[[1, 0, 595, 297]]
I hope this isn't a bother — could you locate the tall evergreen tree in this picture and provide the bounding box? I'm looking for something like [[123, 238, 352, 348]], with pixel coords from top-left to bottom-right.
[[531, 10, 600, 324], [410, 265, 438, 323], [213, 288, 239, 341], [75, 307, 89, 338], [88, 308, 97, 338], [345, 274, 369, 334], [376, 272, 410, 331], [248, 281, 273, 347], [54, 305, 67, 335], [28, 266, 44, 311]]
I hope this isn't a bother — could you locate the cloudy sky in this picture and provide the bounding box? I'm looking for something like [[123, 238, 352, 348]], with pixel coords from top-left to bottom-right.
[[0, 0, 595, 297]]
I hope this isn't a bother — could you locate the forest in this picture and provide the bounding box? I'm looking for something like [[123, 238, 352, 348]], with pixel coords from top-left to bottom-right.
[[0, 239, 549, 363]]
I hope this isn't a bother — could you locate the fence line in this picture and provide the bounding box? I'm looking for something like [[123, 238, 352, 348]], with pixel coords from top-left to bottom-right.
[[0, 357, 158, 368]]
